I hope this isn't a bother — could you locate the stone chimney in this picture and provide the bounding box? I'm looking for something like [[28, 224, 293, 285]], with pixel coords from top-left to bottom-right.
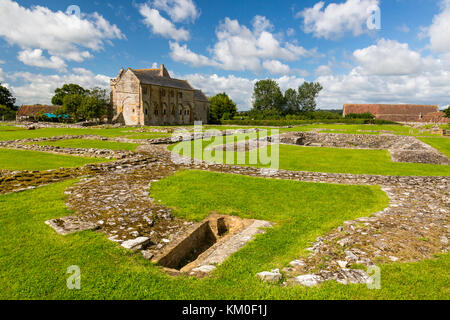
[[160, 64, 170, 78]]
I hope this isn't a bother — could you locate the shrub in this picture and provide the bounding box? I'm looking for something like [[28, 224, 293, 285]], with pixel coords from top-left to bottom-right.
[[221, 118, 397, 126], [345, 112, 375, 119]]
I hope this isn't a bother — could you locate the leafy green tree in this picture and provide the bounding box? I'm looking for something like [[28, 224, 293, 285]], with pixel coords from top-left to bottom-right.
[[78, 95, 107, 120], [252, 79, 284, 112], [208, 93, 237, 123], [0, 83, 16, 109], [284, 88, 299, 114], [57, 85, 110, 122], [297, 82, 323, 112], [444, 106, 450, 118], [89, 87, 111, 120], [62, 94, 84, 118], [0, 104, 16, 120], [345, 112, 375, 119], [89, 87, 109, 103], [52, 84, 89, 106]]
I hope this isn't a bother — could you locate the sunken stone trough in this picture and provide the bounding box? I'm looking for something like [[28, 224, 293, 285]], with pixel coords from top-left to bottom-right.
[[152, 214, 272, 275]]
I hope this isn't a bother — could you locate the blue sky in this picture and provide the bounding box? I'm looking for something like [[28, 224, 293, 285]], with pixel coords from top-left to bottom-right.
[[0, 0, 449, 110]]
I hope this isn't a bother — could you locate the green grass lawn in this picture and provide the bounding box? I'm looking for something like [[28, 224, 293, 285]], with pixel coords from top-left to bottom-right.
[[32, 139, 140, 151], [0, 148, 108, 171], [0, 125, 173, 141], [0, 123, 439, 142], [0, 174, 448, 299], [273, 145, 450, 176], [124, 132, 171, 140], [175, 124, 434, 136], [419, 137, 450, 157], [170, 136, 450, 176], [0, 125, 131, 140], [279, 124, 438, 136]]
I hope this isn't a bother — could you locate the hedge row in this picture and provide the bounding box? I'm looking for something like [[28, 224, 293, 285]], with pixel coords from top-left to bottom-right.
[[221, 118, 398, 126]]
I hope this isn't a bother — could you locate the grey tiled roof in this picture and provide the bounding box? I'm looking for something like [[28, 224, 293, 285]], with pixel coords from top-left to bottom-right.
[[131, 69, 194, 90], [194, 90, 209, 102]]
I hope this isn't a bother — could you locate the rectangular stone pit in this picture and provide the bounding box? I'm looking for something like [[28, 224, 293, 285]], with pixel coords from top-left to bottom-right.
[[153, 214, 272, 274]]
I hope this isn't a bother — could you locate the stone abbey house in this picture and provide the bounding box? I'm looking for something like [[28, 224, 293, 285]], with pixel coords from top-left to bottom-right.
[[110, 64, 209, 125]]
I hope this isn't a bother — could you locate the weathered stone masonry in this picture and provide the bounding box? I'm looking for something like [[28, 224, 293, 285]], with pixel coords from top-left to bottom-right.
[[1, 129, 448, 285], [110, 64, 209, 126]]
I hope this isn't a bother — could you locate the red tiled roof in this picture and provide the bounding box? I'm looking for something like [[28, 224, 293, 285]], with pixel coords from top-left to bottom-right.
[[343, 104, 439, 122], [422, 111, 450, 123], [16, 105, 62, 117]]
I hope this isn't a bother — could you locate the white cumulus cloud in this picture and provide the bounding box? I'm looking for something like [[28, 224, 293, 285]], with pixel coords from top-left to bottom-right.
[[174, 72, 306, 110], [17, 49, 66, 70], [0, 0, 124, 67], [315, 65, 333, 76], [169, 16, 316, 74], [262, 60, 290, 75], [5, 68, 111, 105], [297, 0, 379, 39], [139, 4, 190, 41], [427, 0, 450, 53], [152, 0, 200, 23], [169, 42, 218, 67], [353, 39, 428, 76], [315, 40, 450, 109]]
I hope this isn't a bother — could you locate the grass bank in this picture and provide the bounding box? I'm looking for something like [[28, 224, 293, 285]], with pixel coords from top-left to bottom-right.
[[418, 137, 450, 157], [170, 136, 450, 176], [32, 139, 140, 151], [0, 148, 108, 171], [0, 175, 447, 299]]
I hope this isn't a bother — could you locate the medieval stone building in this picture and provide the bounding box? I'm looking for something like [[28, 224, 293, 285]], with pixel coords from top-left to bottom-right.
[[343, 104, 449, 123], [110, 64, 209, 126]]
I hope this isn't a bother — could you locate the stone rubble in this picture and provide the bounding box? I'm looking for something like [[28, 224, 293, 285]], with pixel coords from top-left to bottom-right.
[[293, 274, 323, 287], [190, 265, 217, 275], [121, 237, 151, 251], [156, 145, 448, 285], [0, 128, 448, 285], [280, 131, 449, 165], [0, 154, 154, 194], [45, 215, 101, 235], [257, 269, 283, 283]]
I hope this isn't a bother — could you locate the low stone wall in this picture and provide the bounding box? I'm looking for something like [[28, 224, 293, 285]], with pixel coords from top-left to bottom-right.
[[280, 131, 449, 165], [280, 131, 426, 150], [0, 155, 154, 194], [0, 134, 154, 145], [390, 150, 450, 165]]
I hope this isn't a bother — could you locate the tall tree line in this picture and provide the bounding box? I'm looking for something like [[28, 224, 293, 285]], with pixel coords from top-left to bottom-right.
[[250, 79, 323, 119]]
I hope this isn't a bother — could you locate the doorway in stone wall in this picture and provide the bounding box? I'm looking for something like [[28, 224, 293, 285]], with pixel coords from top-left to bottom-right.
[[122, 96, 139, 125]]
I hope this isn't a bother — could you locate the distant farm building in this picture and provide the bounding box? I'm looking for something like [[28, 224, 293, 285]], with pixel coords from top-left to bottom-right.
[[16, 105, 62, 121], [110, 64, 209, 126], [343, 104, 449, 123]]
